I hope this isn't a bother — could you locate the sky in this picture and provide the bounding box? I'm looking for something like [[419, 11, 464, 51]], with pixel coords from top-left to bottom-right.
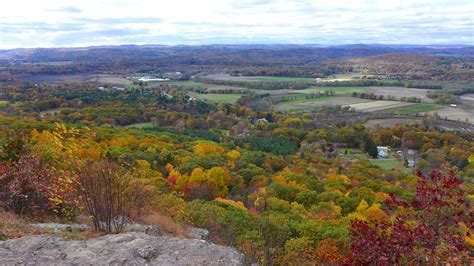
[[0, 0, 473, 49]]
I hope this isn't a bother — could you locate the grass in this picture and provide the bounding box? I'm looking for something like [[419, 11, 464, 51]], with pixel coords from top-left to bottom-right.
[[274, 96, 336, 111], [201, 94, 242, 103], [29, 61, 74, 66], [370, 159, 408, 172], [139, 213, 188, 237], [189, 92, 242, 103], [169, 81, 207, 89], [39, 107, 64, 117], [288, 105, 324, 113], [299, 87, 369, 95], [275, 94, 335, 104], [240, 76, 316, 82], [384, 103, 445, 114], [273, 86, 372, 112], [0, 211, 47, 239]]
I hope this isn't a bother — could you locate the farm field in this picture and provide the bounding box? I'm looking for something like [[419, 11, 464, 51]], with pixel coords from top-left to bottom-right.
[[239, 76, 316, 82], [367, 87, 433, 103], [169, 81, 207, 89], [382, 103, 444, 114], [39, 108, 65, 117], [425, 107, 474, 122], [297, 86, 368, 95], [337, 148, 408, 172], [275, 96, 370, 111], [364, 118, 423, 127], [205, 73, 316, 82], [16, 74, 132, 85], [346, 100, 415, 112], [170, 81, 252, 93], [188, 92, 242, 103], [460, 94, 474, 106], [370, 159, 409, 172], [89, 75, 133, 85]]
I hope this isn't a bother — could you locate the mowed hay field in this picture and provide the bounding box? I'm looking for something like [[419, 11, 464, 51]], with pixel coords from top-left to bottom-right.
[[297, 86, 368, 95], [346, 101, 415, 112], [460, 94, 474, 105], [275, 97, 370, 111], [368, 87, 433, 103], [188, 92, 242, 103], [205, 73, 316, 82], [382, 103, 445, 114], [364, 118, 423, 127], [425, 107, 474, 122], [89, 75, 133, 85], [170, 81, 249, 93]]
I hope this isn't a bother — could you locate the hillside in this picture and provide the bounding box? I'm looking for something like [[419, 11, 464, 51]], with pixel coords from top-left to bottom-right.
[[1, 45, 473, 78], [328, 53, 474, 80]]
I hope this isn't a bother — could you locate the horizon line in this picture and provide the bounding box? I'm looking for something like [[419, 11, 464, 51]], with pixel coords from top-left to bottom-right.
[[1, 43, 473, 51]]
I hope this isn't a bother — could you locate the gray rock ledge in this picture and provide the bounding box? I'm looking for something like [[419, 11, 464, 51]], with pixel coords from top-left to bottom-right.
[[0, 232, 244, 265]]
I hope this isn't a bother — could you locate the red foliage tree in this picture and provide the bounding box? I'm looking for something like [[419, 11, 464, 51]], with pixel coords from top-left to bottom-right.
[[0, 155, 52, 215], [348, 170, 471, 264]]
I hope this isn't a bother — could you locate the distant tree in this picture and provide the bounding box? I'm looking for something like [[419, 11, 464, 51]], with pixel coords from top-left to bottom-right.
[[458, 157, 469, 170], [363, 137, 378, 158]]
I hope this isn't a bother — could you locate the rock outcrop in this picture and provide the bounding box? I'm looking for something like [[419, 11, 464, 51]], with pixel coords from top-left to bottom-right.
[[187, 227, 211, 241], [29, 223, 89, 232], [0, 232, 244, 265]]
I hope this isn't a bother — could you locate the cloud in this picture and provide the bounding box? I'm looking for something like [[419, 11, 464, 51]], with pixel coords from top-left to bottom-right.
[[0, 0, 472, 48], [46, 6, 82, 13]]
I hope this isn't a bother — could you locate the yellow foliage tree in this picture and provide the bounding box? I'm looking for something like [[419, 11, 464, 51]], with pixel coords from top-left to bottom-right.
[[349, 200, 389, 224], [326, 172, 351, 185], [193, 141, 224, 155], [215, 198, 247, 211]]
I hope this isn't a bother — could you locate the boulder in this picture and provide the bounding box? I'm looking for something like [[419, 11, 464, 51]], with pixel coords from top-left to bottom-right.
[[30, 222, 161, 236], [29, 223, 89, 232], [145, 225, 161, 237], [0, 232, 244, 265], [187, 227, 211, 241]]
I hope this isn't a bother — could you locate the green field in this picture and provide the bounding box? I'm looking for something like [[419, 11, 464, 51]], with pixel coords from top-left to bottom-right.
[[240, 76, 316, 82], [276, 94, 334, 104], [170, 81, 208, 89], [299, 87, 369, 95], [288, 105, 324, 113], [274, 94, 338, 111], [189, 92, 242, 103], [338, 148, 408, 172], [384, 103, 445, 114], [203, 94, 242, 103], [370, 159, 408, 172], [273, 87, 370, 112]]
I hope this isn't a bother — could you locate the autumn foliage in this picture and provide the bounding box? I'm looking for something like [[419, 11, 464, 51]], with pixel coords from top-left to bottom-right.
[[0, 155, 53, 216], [349, 170, 472, 264]]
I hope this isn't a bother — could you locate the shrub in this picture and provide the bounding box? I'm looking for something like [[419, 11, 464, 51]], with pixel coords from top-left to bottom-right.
[[139, 213, 188, 237], [0, 155, 52, 216], [76, 160, 156, 233]]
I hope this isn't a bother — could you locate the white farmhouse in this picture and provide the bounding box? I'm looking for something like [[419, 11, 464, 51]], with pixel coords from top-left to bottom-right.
[[377, 146, 389, 158]]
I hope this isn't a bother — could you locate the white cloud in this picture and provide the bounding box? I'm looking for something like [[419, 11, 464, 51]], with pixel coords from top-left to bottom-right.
[[0, 0, 472, 48]]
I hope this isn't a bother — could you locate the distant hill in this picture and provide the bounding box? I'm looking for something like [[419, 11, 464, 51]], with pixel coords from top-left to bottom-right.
[[0, 44, 472, 79], [0, 44, 472, 62]]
